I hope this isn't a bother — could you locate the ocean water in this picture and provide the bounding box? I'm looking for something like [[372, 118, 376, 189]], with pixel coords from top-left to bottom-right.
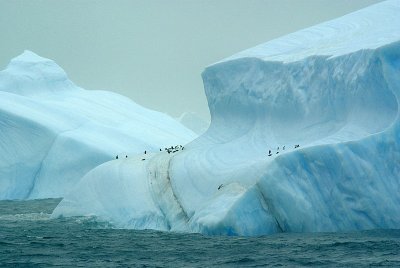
[[0, 199, 399, 267]]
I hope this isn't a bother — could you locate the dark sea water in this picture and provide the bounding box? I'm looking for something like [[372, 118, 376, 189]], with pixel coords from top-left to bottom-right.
[[0, 199, 399, 267]]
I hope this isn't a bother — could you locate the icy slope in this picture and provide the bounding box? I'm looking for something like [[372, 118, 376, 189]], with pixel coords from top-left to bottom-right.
[[53, 0, 400, 235], [0, 51, 196, 200]]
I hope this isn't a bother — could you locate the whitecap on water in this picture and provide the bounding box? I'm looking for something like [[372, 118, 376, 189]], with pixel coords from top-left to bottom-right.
[[0, 212, 51, 221]]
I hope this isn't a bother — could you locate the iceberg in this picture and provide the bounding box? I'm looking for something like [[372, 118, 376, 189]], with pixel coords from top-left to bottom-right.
[[0, 51, 196, 200], [53, 0, 400, 235]]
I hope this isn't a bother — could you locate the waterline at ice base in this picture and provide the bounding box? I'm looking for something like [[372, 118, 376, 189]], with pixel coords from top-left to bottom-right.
[[34, 0, 400, 235]]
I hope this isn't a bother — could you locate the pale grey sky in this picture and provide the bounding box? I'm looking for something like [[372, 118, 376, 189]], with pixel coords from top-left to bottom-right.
[[0, 0, 383, 120]]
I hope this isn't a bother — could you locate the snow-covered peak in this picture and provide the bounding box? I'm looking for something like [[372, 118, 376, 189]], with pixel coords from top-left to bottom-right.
[[0, 50, 74, 96], [10, 50, 51, 63], [0, 51, 196, 200], [222, 0, 400, 63]]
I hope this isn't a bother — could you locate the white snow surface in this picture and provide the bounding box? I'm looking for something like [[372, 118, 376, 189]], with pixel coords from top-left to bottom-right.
[[0, 51, 196, 200], [224, 0, 400, 63], [54, 1, 400, 235]]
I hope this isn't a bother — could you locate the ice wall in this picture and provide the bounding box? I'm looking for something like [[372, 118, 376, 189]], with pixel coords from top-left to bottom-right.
[[53, 0, 400, 235], [171, 0, 400, 234], [0, 51, 196, 200]]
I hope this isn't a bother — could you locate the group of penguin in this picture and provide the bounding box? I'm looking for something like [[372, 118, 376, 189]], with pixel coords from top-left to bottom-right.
[[115, 145, 185, 162], [116, 144, 302, 192], [117, 143, 300, 161], [267, 144, 300, 156], [162, 145, 184, 154]]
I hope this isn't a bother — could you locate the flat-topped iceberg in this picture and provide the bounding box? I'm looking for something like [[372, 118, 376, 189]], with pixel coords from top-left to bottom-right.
[[0, 51, 196, 200], [54, 0, 400, 235]]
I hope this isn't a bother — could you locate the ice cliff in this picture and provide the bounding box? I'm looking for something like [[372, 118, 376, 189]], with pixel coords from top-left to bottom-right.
[[0, 51, 196, 200], [53, 0, 400, 235]]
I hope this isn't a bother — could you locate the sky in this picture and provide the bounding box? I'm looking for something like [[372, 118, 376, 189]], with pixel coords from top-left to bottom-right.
[[0, 0, 383, 121]]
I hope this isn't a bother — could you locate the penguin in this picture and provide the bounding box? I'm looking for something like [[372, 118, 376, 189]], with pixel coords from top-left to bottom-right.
[[218, 184, 223, 190], [144, 150, 147, 154], [116, 155, 118, 159], [126, 155, 128, 158]]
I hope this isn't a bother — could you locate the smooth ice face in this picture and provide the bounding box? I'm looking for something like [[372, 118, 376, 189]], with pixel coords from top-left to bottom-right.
[[54, 1, 400, 235], [52, 155, 170, 230], [203, 50, 398, 147], [0, 51, 196, 200]]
